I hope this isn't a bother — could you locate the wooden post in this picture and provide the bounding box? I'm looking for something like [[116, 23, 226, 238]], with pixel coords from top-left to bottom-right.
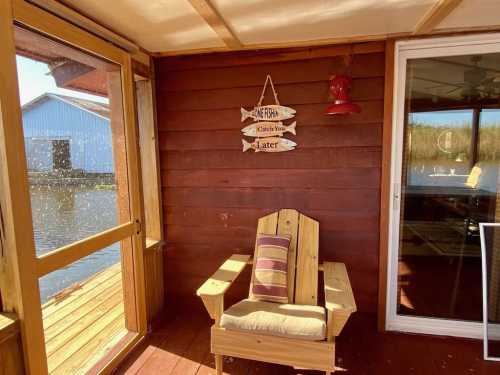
[[107, 70, 138, 332], [121, 55, 148, 335], [136, 76, 163, 241], [0, 1, 47, 373]]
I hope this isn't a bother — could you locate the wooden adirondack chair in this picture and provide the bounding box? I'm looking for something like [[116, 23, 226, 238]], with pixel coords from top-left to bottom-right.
[[196, 209, 356, 374]]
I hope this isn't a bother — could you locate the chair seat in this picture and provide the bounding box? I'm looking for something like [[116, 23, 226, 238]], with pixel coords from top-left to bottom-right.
[[220, 299, 326, 341]]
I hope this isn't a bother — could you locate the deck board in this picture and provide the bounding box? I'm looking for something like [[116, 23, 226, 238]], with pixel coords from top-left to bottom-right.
[[43, 273, 122, 328], [42, 262, 127, 374], [115, 309, 500, 375], [42, 264, 121, 318]]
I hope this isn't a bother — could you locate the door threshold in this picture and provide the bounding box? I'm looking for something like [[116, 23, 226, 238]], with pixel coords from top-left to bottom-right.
[[387, 315, 483, 339]]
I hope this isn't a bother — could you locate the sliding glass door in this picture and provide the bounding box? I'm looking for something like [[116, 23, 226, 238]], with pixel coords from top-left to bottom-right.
[[388, 34, 500, 337]]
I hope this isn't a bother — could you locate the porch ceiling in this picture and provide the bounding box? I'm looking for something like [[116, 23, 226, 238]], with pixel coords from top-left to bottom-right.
[[57, 0, 500, 55]]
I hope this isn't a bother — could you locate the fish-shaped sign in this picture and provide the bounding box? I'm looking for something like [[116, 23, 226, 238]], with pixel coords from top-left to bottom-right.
[[241, 121, 296, 138], [242, 137, 297, 153], [241, 105, 296, 122]]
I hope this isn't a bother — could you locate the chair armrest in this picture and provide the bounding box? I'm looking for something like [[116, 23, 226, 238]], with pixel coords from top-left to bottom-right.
[[196, 254, 251, 324], [323, 262, 356, 340]]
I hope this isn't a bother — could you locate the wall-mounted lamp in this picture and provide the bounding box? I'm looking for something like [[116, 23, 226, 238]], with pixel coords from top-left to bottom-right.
[[325, 74, 361, 115], [325, 53, 361, 115]]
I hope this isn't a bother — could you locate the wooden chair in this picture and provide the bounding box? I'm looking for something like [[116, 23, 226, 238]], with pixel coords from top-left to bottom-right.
[[196, 209, 356, 374]]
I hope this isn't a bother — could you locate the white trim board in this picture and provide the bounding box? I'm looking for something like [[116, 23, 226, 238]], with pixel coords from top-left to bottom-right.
[[386, 32, 500, 339]]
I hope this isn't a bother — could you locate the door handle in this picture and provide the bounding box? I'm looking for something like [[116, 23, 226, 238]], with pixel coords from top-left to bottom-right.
[[393, 182, 401, 211]]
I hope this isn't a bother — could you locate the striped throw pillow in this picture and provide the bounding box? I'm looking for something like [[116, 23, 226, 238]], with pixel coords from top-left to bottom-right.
[[250, 233, 291, 304]]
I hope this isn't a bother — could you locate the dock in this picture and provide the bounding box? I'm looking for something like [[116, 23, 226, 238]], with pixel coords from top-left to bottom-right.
[[42, 263, 127, 375]]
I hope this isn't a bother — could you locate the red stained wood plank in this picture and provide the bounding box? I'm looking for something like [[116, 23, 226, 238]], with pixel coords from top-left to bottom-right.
[[161, 147, 381, 170], [113, 334, 165, 375], [159, 124, 382, 151], [165, 225, 255, 247], [163, 168, 380, 189], [160, 78, 383, 111], [169, 327, 210, 375], [167, 233, 378, 276], [165, 225, 379, 256], [163, 187, 380, 211], [115, 316, 183, 374], [117, 313, 500, 375], [164, 207, 379, 232], [158, 101, 383, 131], [157, 41, 385, 71], [135, 315, 205, 375], [165, 206, 267, 228], [195, 347, 252, 375], [159, 54, 385, 92], [156, 49, 385, 313]]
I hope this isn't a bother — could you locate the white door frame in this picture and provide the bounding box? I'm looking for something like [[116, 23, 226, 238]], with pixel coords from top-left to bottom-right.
[[386, 33, 500, 339]]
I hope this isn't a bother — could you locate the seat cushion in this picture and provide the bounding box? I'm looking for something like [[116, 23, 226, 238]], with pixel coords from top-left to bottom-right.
[[220, 299, 326, 341], [250, 233, 291, 303]]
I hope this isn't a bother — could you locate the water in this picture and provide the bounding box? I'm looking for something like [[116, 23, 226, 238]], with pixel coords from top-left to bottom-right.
[[31, 185, 121, 303]]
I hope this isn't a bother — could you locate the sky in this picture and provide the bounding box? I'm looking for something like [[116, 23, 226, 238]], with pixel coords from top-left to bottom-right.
[[16, 55, 108, 106]]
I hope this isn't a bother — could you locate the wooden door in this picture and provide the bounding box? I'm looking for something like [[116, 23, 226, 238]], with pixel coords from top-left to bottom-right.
[[0, 2, 146, 373]]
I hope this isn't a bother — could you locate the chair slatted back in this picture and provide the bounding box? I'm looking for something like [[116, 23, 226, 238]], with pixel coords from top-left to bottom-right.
[[295, 213, 319, 305], [249, 209, 319, 305]]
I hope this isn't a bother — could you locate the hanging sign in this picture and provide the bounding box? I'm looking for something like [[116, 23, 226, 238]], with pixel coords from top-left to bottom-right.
[[242, 137, 297, 153], [241, 121, 296, 137], [241, 105, 296, 122], [240, 75, 297, 153]]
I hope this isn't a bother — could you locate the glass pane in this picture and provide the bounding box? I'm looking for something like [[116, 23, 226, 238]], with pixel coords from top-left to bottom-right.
[[40, 243, 127, 374], [14, 26, 138, 375], [397, 53, 500, 321], [39, 242, 120, 303], [407, 110, 473, 188], [14, 26, 131, 257]]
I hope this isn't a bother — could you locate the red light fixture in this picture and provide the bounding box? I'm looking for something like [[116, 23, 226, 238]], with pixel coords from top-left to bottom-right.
[[325, 74, 361, 115], [325, 52, 361, 115]]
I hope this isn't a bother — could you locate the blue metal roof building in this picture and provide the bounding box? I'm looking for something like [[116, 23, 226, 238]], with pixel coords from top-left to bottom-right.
[[22, 93, 113, 173]]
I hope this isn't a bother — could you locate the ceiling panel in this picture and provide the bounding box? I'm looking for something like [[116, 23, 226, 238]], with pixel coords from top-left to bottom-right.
[[211, 0, 434, 45], [57, 0, 500, 55], [436, 0, 500, 30], [408, 54, 500, 102], [60, 0, 225, 52]]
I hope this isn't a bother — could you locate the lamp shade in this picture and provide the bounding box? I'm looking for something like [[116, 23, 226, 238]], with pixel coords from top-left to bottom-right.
[[325, 74, 361, 115]]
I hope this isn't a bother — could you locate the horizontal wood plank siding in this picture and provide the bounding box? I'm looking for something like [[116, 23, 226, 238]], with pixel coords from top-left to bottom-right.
[[156, 43, 384, 312]]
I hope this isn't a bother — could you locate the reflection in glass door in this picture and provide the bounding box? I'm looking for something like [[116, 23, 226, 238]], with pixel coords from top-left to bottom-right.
[[389, 36, 500, 337], [14, 25, 141, 373]]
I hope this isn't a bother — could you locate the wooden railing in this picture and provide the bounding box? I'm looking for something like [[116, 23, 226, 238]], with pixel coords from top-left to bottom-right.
[[0, 313, 25, 374]]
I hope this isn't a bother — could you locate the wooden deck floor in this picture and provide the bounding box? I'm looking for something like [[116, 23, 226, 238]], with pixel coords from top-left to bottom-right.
[[115, 309, 500, 375], [42, 262, 127, 375]]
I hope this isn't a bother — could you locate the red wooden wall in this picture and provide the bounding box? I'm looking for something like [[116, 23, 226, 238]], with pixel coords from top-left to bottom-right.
[[155, 42, 385, 313]]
